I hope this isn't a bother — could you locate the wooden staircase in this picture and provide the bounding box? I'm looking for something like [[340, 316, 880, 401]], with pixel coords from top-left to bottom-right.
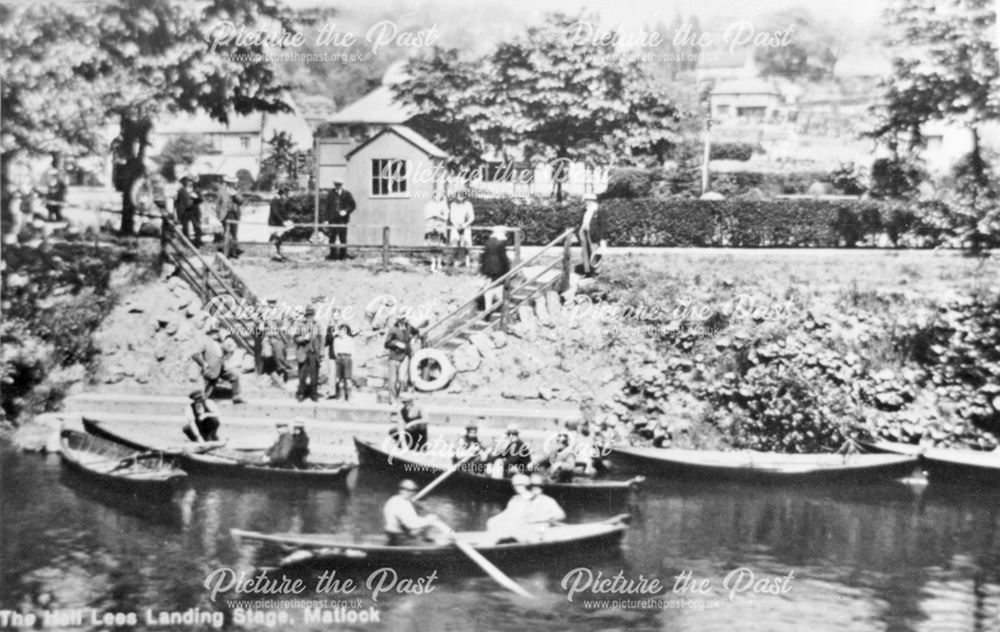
[[421, 229, 575, 352]]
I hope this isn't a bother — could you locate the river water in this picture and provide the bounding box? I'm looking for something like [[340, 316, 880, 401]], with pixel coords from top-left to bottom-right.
[[3, 443, 1000, 631]]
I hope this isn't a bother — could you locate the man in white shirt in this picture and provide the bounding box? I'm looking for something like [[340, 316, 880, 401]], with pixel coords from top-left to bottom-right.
[[383, 479, 452, 545], [448, 192, 475, 267]]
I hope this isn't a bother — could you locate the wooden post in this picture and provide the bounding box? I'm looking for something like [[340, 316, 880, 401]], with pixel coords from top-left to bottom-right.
[[160, 217, 169, 260], [222, 219, 231, 258], [500, 277, 511, 332], [513, 228, 522, 266], [312, 136, 320, 241], [701, 118, 711, 196], [560, 231, 572, 293], [382, 226, 390, 266]]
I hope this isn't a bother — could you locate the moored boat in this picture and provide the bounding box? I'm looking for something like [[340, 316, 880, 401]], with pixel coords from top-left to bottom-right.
[[59, 429, 187, 499], [354, 438, 643, 502], [83, 417, 355, 484], [608, 446, 919, 484], [862, 440, 1000, 486], [232, 514, 631, 568]]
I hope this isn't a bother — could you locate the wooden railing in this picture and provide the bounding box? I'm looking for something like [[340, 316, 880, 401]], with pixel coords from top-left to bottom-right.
[[223, 219, 522, 265], [421, 228, 575, 349], [160, 217, 258, 354]]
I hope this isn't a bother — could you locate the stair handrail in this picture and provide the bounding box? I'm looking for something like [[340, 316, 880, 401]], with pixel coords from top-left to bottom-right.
[[420, 228, 574, 346]]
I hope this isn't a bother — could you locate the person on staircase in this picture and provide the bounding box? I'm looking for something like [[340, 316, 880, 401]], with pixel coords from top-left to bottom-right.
[[294, 305, 324, 402], [183, 390, 222, 443], [190, 322, 244, 404], [175, 176, 202, 246]]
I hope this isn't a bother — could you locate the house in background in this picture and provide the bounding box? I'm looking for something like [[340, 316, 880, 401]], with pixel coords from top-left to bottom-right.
[[320, 64, 607, 197], [343, 125, 447, 247], [149, 96, 314, 181]]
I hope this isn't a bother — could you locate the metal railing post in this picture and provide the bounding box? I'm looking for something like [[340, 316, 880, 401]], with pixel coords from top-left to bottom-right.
[[500, 277, 511, 332], [513, 228, 522, 266]]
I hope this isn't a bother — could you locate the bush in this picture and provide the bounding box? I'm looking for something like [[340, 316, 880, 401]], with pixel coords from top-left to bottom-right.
[[709, 142, 756, 162], [472, 197, 908, 247], [604, 168, 665, 199]]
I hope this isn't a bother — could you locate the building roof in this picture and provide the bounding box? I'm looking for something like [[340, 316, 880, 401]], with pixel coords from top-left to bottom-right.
[[154, 94, 313, 148], [327, 86, 414, 125], [345, 125, 447, 160], [711, 77, 781, 97]]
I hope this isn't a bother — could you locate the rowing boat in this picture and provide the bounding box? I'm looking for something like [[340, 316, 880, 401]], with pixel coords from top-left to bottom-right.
[[59, 429, 187, 499], [608, 446, 919, 483], [353, 438, 643, 502], [82, 417, 355, 484], [232, 514, 630, 568], [862, 440, 1000, 486]]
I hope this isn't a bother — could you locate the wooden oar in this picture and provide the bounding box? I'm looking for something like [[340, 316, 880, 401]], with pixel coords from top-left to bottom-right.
[[412, 451, 478, 502], [453, 539, 534, 599], [409, 451, 535, 599]]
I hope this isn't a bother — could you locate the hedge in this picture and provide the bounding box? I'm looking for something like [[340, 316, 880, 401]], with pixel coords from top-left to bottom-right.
[[472, 197, 938, 248], [607, 167, 835, 199], [709, 142, 756, 162]]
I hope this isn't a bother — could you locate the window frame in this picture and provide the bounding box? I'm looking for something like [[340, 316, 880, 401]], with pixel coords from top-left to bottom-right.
[[370, 158, 410, 199]]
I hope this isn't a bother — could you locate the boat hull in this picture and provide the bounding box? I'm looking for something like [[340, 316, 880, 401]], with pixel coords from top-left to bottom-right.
[[83, 417, 354, 485], [354, 438, 641, 502], [232, 518, 629, 569], [608, 446, 919, 484], [59, 430, 186, 500], [863, 441, 1000, 486]]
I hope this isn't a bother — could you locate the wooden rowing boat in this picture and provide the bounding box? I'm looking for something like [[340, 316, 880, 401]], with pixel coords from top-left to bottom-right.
[[354, 438, 643, 502], [59, 429, 187, 499], [862, 440, 1000, 486], [608, 446, 919, 483], [82, 417, 355, 485], [232, 514, 630, 568]]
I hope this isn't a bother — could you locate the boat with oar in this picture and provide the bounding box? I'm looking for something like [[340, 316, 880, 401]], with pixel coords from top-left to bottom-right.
[[232, 514, 631, 569], [607, 445, 919, 484], [861, 440, 1000, 486], [354, 438, 643, 502], [59, 428, 187, 499], [82, 417, 355, 485]]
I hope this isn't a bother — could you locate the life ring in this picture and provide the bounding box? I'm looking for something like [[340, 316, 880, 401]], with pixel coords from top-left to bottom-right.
[[409, 348, 455, 392]]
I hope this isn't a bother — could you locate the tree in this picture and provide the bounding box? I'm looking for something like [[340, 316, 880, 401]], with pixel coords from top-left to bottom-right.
[[392, 47, 490, 172], [93, 0, 291, 233], [155, 134, 214, 182], [753, 9, 838, 81], [873, 0, 1000, 247], [257, 131, 298, 190], [482, 13, 684, 199], [0, 4, 110, 200]]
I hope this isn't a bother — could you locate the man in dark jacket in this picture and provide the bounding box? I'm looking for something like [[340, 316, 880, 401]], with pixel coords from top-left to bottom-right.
[[480, 227, 511, 282], [268, 187, 292, 261], [175, 177, 202, 246], [294, 305, 324, 401], [384, 316, 419, 399], [324, 179, 356, 260]]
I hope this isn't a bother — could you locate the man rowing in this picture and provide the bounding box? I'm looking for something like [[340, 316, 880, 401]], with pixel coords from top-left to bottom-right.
[[383, 479, 453, 546], [486, 474, 566, 542], [453, 421, 488, 474]]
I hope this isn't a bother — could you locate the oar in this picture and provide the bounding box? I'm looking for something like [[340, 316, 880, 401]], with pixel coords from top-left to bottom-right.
[[412, 451, 478, 502], [410, 452, 535, 600], [453, 539, 534, 599]]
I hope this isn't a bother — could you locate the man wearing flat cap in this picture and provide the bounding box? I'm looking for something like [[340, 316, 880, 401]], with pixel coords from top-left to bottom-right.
[[190, 322, 244, 404], [294, 305, 324, 401], [324, 178, 355, 260]]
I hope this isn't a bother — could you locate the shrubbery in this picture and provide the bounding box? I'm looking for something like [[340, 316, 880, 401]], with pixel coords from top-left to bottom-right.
[[472, 197, 938, 247], [709, 142, 756, 162]]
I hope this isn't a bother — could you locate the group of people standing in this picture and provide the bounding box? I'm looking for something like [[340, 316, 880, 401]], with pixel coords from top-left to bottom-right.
[[423, 190, 475, 271], [174, 175, 243, 257]]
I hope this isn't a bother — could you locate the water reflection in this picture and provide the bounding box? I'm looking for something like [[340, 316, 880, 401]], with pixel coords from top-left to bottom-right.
[[3, 445, 1000, 631]]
